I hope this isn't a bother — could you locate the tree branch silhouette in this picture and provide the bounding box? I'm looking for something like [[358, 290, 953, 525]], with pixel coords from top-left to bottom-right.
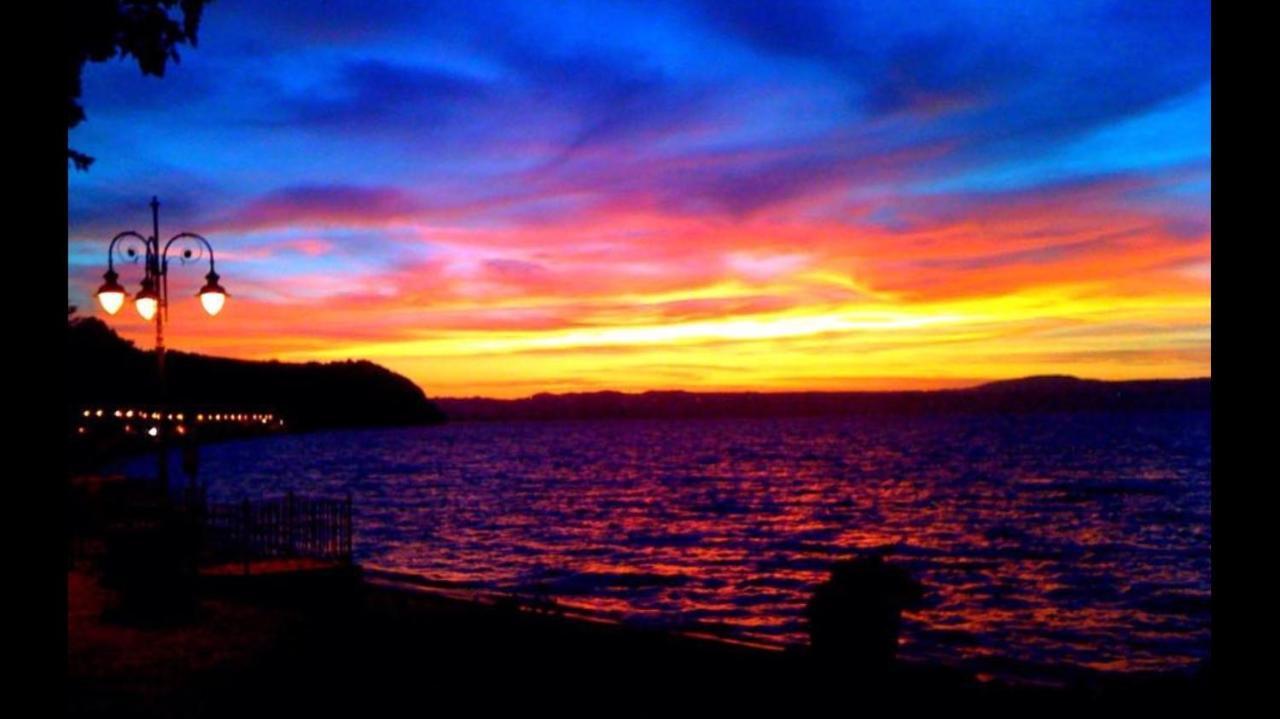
[[68, 0, 210, 171]]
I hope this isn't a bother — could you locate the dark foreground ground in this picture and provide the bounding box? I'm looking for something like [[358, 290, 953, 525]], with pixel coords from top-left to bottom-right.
[[67, 558, 1212, 717]]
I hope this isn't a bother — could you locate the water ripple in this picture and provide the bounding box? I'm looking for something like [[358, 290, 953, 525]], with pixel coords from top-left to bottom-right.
[[125, 411, 1210, 680]]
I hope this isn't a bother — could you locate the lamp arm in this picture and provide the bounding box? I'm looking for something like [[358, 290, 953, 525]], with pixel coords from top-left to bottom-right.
[[162, 232, 218, 273], [105, 231, 149, 273]]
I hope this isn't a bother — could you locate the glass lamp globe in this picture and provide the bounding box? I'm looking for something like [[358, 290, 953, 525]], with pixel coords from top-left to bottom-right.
[[198, 271, 227, 316], [96, 270, 127, 316], [135, 280, 159, 321]]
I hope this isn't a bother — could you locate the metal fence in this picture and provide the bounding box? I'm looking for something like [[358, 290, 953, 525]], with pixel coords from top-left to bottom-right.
[[200, 491, 352, 571]]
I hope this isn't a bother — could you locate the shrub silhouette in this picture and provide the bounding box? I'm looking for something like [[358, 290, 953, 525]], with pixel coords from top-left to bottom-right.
[[805, 553, 925, 672]]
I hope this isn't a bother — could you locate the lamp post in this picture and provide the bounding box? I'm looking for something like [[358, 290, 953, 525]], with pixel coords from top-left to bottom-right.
[[96, 196, 228, 490]]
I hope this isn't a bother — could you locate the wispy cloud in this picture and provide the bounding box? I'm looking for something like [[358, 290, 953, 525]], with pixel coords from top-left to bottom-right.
[[68, 0, 1210, 396]]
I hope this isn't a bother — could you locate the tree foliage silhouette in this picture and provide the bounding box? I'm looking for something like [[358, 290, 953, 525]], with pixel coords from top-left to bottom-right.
[[68, 0, 210, 171], [67, 315, 446, 429]]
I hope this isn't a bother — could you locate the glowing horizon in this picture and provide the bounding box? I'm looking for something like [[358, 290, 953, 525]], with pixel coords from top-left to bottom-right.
[[68, 1, 1210, 399]]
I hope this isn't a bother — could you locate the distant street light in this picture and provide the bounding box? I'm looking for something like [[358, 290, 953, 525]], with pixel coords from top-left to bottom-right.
[[95, 196, 228, 487]]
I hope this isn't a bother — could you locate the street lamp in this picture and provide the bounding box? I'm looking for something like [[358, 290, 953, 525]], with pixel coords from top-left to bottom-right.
[[95, 196, 228, 487]]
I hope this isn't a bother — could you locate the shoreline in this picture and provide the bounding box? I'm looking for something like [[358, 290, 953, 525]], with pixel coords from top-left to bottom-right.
[[357, 564, 1207, 690], [82, 441, 1211, 689], [68, 558, 1212, 715]]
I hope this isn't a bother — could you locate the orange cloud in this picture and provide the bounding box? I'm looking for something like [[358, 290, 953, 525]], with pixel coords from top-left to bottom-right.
[[81, 171, 1208, 398]]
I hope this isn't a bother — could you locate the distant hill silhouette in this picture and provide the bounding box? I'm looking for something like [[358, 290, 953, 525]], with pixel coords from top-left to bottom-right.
[[67, 315, 445, 430], [435, 376, 1210, 422]]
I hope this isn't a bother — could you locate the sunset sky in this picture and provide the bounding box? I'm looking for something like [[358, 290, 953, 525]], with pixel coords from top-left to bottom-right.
[[67, 0, 1210, 398]]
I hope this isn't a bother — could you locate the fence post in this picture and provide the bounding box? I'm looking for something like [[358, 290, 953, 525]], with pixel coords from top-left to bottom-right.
[[188, 483, 204, 564], [344, 492, 353, 564], [241, 498, 251, 576], [286, 490, 296, 557]]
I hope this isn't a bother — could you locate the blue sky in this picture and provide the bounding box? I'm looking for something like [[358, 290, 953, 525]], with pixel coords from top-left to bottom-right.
[[68, 0, 1211, 396]]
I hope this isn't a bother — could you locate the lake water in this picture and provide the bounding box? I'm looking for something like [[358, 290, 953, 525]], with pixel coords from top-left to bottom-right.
[[118, 411, 1211, 682]]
